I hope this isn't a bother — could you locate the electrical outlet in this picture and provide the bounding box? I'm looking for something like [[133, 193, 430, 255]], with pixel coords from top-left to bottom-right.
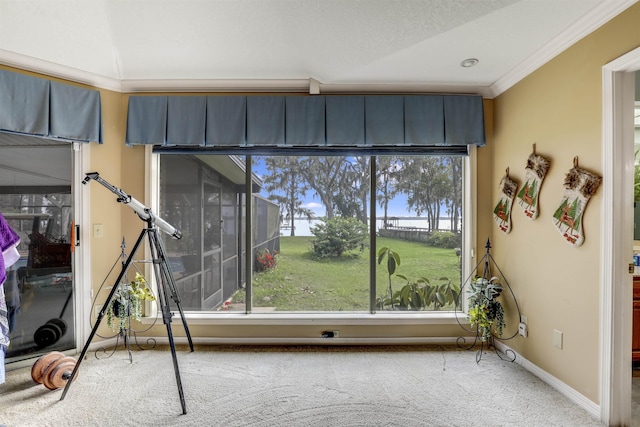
[[518, 322, 528, 337]]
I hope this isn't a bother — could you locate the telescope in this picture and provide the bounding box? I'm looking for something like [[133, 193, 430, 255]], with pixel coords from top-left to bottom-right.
[[65, 172, 192, 413], [82, 172, 182, 240]]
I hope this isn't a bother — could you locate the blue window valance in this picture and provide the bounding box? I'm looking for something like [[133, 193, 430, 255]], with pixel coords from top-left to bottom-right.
[[0, 69, 102, 143], [126, 94, 485, 149]]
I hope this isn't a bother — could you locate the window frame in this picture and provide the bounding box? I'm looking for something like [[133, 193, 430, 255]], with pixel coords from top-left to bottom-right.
[[144, 146, 476, 327]]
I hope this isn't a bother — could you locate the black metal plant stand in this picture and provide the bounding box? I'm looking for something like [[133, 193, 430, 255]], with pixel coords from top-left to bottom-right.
[[93, 238, 157, 363], [60, 172, 194, 415], [456, 239, 521, 363]]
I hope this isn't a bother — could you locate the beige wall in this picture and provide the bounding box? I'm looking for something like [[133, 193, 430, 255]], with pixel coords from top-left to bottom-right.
[[477, 99, 495, 248], [87, 90, 149, 336], [489, 2, 640, 403]]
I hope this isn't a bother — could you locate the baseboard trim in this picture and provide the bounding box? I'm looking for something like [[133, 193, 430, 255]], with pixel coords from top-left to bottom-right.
[[495, 341, 601, 419], [142, 336, 462, 346]]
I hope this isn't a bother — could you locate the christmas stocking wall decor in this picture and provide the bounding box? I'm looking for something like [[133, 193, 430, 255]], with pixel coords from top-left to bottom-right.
[[552, 157, 602, 247], [493, 169, 518, 234], [516, 146, 550, 220]]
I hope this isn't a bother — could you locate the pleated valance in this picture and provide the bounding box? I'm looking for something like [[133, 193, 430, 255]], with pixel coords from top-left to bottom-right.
[[0, 69, 102, 143], [126, 94, 485, 150]]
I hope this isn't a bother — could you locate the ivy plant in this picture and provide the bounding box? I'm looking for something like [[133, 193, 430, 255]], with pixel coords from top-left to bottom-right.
[[106, 272, 156, 333], [467, 276, 505, 342]]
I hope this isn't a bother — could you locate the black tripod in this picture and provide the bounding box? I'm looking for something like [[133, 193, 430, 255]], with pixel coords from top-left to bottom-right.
[[60, 172, 194, 414]]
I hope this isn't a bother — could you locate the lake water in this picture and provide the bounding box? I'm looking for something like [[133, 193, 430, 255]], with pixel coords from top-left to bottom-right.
[[281, 217, 458, 237]]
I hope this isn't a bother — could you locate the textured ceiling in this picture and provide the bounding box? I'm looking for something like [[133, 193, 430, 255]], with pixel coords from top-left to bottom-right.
[[0, 0, 637, 97]]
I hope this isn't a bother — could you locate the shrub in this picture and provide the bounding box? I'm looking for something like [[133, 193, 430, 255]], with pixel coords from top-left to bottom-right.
[[426, 231, 461, 249], [310, 217, 368, 257], [377, 246, 460, 311]]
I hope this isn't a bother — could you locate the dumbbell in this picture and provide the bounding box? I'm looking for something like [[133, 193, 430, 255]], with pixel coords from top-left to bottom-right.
[[30, 351, 78, 390]]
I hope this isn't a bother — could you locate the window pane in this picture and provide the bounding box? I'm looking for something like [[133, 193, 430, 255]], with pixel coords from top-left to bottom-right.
[[376, 156, 463, 312], [161, 155, 202, 311], [251, 156, 370, 312], [158, 153, 464, 314], [160, 154, 246, 312]]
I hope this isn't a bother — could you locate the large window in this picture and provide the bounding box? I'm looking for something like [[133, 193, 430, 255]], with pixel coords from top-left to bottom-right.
[[158, 153, 464, 314]]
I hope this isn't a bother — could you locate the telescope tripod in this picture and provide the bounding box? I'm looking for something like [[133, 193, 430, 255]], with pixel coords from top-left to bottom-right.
[[60, 217, 194, 414]]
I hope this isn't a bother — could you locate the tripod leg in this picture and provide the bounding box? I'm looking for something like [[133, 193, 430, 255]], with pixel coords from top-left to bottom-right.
[[148, 228, 189, 414], [152, 229, 194, 351], [60, 228, 148, 401], [160, 303, 187, 414]]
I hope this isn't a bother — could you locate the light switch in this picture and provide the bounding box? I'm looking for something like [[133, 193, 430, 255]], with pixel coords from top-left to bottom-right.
[[553, 329, 563, 349], [93, 224, 104, 237]]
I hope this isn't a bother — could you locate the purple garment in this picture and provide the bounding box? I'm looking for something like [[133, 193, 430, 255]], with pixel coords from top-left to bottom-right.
[[0, 212, 20, 285], [1, 213, 20, 383]]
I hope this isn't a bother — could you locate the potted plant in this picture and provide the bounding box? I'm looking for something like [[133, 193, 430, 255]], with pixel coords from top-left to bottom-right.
[[467, 276, 505, 342], [106, 272, 155, 332]]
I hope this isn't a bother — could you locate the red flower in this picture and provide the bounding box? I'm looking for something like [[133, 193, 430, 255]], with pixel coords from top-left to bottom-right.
[[256, 249, 278, 272]]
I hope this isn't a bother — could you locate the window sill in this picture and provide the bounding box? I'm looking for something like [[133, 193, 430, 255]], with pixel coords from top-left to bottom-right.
[[142, 311, 469, 326]]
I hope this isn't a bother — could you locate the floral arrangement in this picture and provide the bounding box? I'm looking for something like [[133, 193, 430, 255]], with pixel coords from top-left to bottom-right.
[[467, 276, 505, 342], [106, 272, 156, 332], [256, 248, 278, 272]]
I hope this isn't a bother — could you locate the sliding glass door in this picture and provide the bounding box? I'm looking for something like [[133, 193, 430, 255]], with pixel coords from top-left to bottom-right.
[[0, 140, 75, 362]]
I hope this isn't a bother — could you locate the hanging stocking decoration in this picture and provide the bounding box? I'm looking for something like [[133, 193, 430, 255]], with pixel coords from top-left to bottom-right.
[[552, 157, 602, 247], [493, 168, 518, 234], [517, 145, 550, 220]]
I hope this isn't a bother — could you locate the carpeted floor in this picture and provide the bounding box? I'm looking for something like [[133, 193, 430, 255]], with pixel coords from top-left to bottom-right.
[[634, 376, 640, 427], [1, 345, 604, 427]]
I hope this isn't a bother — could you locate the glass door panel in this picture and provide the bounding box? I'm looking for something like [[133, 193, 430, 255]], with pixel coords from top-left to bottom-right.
[[0, 143, 75, 362]]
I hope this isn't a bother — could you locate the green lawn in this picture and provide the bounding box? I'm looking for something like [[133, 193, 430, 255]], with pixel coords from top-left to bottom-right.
[[236, 236, 461, 311]]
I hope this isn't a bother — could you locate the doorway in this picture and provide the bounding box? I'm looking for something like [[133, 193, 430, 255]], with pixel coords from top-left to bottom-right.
[[602, 48, 640, 426], [634, 78, 640, 426], [0, 137, 76, 363]]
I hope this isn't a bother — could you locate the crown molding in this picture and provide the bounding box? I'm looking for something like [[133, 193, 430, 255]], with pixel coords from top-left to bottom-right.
[[489, 0, 638, 98], [0, 49, 123, 92], [316, 82, 491, 98], [120, 78, 310, 93], [117, 79, 492, 96]]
